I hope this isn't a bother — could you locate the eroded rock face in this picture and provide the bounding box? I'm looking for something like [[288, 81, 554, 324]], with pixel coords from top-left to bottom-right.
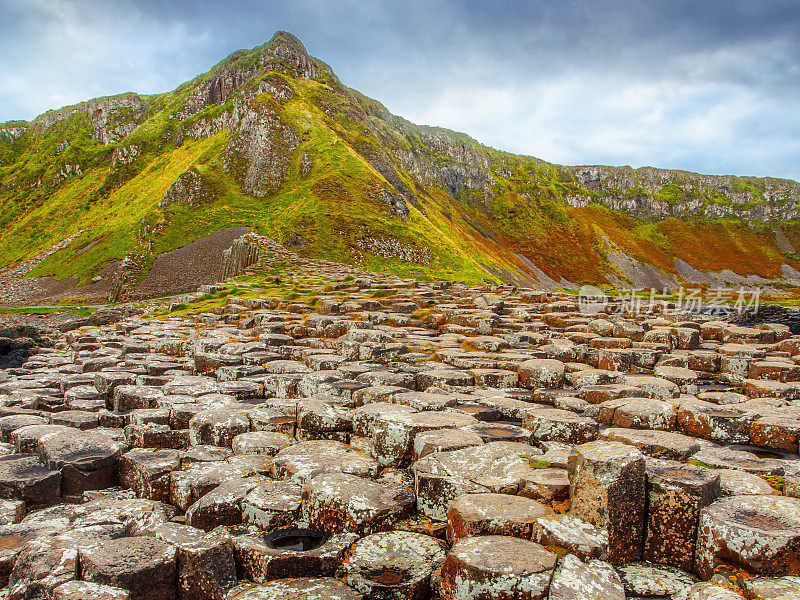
[[223, 110, 300, 197], [617, 561, 697, 597], [446, 492, 549, 543], [533, 513, 609, 561], [568, 441, 647, 564], [685, 582, 747, 599], [643, 458, 721, 571], [567, 164, 800, 223], [372, 411, 476, 467], [232, 529, 357, 583], [8, 537, 78, 600], [160, 168, 219, 208], [3, 269, 800, 597], [548, 554, 625, 600], [154, 523, 237, 600], [413, 441, 542, 519], [242, 480, 302, 531], [80, 536, 178, 600], [226, 577, 362, 599]]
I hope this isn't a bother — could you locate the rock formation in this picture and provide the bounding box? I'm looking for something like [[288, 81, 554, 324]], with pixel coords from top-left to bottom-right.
[[0, 257, 798, 597]]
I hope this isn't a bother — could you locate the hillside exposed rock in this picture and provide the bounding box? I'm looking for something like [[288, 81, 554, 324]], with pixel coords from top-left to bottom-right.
[[0, 125, 26, 141], [566, 165, 800, 222], [160, 168, 219, 208], [223, 109, 300, 197], [221, 233, 263, 279], [33, 94, 149, 144]]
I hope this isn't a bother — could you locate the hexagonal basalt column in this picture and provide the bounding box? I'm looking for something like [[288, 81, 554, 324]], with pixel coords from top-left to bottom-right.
[[518, 359, 566, 390], [440, 535, 557, 600], [568, 441, 646, 564], [339, 531, 446, 600], [642, 458, 721, 571], [548, 554, 625, 600], [303, 472, 415, 535], [371, 411, 476, 468], [80, 536, 178, 600], [225, 577, 361, 599], [413, 441, 543, 520], [446, 492, 550, 543], [695, 495, 800, 579]]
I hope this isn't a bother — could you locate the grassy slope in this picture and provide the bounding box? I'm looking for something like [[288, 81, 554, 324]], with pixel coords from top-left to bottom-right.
[[1, 67, 508, 286], [1, 33, 799, 293]]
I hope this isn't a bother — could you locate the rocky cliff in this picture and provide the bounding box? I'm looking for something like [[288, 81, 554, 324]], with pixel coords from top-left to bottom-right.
[[566, 165, 800, 222]]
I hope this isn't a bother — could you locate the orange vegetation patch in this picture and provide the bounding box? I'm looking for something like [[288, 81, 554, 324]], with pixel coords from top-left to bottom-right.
[[570, 204, 794, 280], [477, 192, 609, 284]]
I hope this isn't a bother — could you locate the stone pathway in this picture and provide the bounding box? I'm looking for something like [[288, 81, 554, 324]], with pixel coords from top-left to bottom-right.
[[0, 270, 799, 598]]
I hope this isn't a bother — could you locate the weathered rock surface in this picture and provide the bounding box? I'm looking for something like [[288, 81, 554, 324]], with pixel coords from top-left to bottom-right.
[[440, 535, 557, 600], [2, 271, 800, 598], [446, 492, 550, 542], [568, 441, 646, 564], [548, 554, 625, 600], [695, 495, 800, 578], [339, 530, 446, 599]]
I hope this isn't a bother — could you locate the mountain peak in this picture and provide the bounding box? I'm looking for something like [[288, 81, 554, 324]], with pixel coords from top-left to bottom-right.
[[267, 31, 309, 56], [217, 30, 330, 83], [264, 30, 320, 80]]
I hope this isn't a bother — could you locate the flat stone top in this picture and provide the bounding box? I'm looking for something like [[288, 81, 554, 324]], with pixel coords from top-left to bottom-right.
[[227, 577, 362, 600], [654, 365, 699, 379], [80, 535, 177, 571], [154, 521, 231, 550], [645, 457, 720, 489], [274, 439, 352, 457], [39, 428, 125, 470], [602, 427, 700, 451], [624, 375, 680, 389], [684, 582, 745, 600], [450, 492, 550, 522], [51, 581, 131, 600], [576, 440, 644, 463], [307, 472, 414, 507], [0, 453, 59, 479], [415, 440, 540, 483], [692, 446, 783, 475], [519, 358, 566, 370], [679, 398, 751, 417], [525, 407, 596, 423], [744, 576, 800, 598], [384, 410, 477, 429], [448, 535, 557, 575], [617, 562, 697, 596], [244, 480, 302, 511], [345, 530, 446, 573], [608, 396, 676, 411], [702, 495, 800, 536]]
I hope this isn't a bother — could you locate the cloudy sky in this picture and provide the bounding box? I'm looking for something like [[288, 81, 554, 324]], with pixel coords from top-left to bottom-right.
[[2, 0, 799, 180]]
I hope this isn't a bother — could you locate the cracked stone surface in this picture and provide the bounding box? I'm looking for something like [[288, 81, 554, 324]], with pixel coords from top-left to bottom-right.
[[1, 273, 800, 597], [440, 535, 557, 600]]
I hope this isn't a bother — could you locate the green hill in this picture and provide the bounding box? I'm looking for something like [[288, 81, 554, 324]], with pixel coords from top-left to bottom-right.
[[2, 31, 800, 302]]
